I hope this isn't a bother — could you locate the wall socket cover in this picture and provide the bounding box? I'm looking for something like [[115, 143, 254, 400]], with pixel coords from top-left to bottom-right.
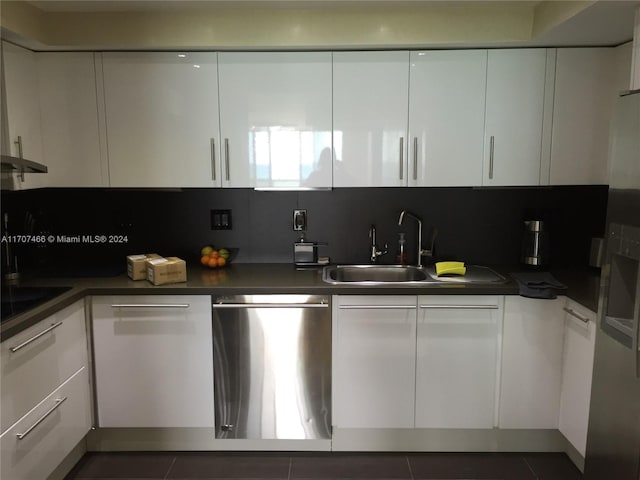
[[293, 209, 307, 231], [211, 209, 232, 230]]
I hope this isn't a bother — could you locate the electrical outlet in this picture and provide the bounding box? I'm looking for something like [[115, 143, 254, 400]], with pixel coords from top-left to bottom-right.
[[211, 209, 232, 230], [293, 209, 307, 231]]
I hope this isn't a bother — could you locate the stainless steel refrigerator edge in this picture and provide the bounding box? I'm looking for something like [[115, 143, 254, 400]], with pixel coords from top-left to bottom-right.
[[585, 90, 640, 480], [212, 294, 331, 440]]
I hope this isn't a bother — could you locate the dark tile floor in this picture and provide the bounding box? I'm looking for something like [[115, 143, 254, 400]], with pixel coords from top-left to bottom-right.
[[64, 451, 583, 480]]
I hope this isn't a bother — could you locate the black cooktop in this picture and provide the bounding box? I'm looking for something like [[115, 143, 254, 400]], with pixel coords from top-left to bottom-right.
[[1, 286, 72, 324]]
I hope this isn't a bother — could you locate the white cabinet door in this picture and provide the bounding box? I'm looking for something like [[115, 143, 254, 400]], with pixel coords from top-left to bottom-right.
[[559, 299, 596, 457], [102, 52, 221, 187], [92, 295, 214, 428], [333, 51, 409, 187], [218, 52, 332, 189], [2, 41, 45, 190], [415, 295, 502, 429], [37, 52, 106, 187], [484, 49, 548, 186], [333, 295, 417, 428], [549, 48, 616, 185], [408, 50, 487, 186], [500, 296, 565, 429]]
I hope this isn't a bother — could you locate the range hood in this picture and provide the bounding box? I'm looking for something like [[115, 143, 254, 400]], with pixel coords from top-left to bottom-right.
[[1, 154, 47, 174]]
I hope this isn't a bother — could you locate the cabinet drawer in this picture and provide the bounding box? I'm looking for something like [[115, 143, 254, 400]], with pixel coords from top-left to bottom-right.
[[1, 300, 88, 433], [0, 366, 91, 480]]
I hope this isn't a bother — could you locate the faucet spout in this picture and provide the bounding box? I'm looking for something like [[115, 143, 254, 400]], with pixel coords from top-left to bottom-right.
[[398, 210, 425, 268]]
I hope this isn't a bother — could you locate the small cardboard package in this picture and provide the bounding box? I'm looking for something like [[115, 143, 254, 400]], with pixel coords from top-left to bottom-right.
[[146, 257, 187, 286], [127, 253, 162, 280]]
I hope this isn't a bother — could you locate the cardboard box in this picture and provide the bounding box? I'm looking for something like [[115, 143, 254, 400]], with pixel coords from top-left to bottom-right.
[[127, 253, 162, 280], [147, 257, 187, 286]]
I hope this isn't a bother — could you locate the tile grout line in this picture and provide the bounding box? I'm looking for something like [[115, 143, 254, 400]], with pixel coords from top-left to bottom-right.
[[163, 455, 178, 480], [288, 456, 293, 480], [405, 454, 415, 480], [522, 455, 540, 480]]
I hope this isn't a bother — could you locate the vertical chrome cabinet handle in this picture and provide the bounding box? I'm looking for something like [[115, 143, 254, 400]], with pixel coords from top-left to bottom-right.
[[224, 138, 230, 182], [413, 137, 418, 180], [399, 137, 404, 180], [16, 397, 67, 440], [10, 321, 64, 353], [210, 138, 216, 181], [563, 307, 589, 324], [489, 135, 495, 180], [15, 135, 25, 181]]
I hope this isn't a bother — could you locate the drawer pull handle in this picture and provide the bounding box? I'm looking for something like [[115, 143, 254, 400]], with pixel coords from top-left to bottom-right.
[[16, 397, 67, 440], [10, 321, 64, 353], [339, 305, 417, 310], [419, 304, 499, 310], [111, 304, 190, 308], [563, 307, 589, 324], [213, 303, 328, 309]]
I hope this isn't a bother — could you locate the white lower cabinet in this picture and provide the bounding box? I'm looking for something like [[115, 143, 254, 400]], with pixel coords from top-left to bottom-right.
[[0, 367, 91, 480], [91, 295, 214, 428], [558, 299, 596, 457], [333, 294, 503, 430], [499, 296, 565, 429], [333, 295, 417, 428], [0, 300, 91, 480], [415, 295, 503, 429]]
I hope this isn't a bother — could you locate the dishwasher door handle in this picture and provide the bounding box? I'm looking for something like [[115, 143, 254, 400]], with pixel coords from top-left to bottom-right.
[[212, 303, 328, 309]]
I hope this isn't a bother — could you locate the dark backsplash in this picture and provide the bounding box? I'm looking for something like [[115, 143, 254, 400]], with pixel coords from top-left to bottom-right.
[[1, 186, 607, 271]]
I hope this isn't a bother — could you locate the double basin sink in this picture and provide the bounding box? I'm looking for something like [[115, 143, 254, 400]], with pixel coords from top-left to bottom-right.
[[322, 264, 508, 285]]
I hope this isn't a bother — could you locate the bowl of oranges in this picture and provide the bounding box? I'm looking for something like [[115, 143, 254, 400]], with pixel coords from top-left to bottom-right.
[[200, 245, 236, 269]]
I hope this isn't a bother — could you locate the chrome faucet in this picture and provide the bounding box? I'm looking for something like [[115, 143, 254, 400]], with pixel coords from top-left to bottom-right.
[[398, 210, 436, 268], [369, 225, 388, 264]]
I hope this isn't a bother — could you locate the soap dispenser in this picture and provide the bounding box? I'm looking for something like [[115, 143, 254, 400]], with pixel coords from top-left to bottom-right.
[[395, 232, 408, 265]]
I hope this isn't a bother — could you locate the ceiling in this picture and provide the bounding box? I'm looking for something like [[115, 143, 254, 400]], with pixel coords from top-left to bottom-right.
[[2, 0, 639, 50]]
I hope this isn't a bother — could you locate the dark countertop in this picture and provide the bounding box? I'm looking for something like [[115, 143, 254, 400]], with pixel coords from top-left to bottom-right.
[[0, 263, 601, 341]]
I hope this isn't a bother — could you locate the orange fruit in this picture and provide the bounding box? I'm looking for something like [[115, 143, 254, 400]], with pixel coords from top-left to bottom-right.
[[200, 255, 209, 265], [209, 250, 219, 258], [207, 257, 218, 268], [216, 256, 226, 267]]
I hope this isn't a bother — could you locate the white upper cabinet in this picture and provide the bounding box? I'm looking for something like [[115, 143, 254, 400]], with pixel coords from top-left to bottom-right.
[[549, 48, 616, 185], [102, 52, 221, 188], [408, 50, 487, 187], [332, 51, 409, 187], [37, 52, 106, 187], [2, 41, 45, 190], [484, 49, 549, 186], [218, 52, 332, 189]]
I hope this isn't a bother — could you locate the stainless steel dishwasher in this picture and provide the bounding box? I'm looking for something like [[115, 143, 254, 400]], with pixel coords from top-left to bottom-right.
[[212, 294, 331, 440]]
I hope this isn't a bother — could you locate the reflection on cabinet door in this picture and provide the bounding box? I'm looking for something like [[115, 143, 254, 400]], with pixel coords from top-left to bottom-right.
[[484, 49, 548, 186], [408, 50, 487, 187], [102, 52, 221, 188], [218, 52, 332, 189], [333, 51, 409, 187]]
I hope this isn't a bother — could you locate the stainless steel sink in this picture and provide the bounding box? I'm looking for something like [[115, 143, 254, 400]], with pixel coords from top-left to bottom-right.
[[323, 265, 432, 284], [322, 264, 508, 285]]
